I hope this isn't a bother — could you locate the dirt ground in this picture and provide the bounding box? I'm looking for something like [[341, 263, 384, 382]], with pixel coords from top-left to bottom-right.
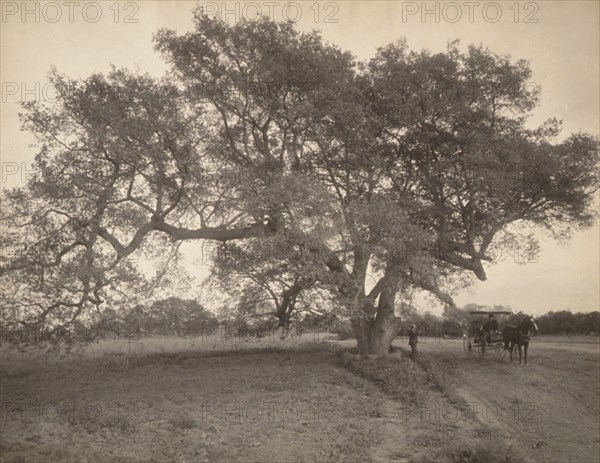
[[1, 335, 598, 462], [411, 337, 600, 463]]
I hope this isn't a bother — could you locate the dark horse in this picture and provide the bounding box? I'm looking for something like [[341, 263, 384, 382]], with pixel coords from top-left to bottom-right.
[[502, 316, 539, 364]]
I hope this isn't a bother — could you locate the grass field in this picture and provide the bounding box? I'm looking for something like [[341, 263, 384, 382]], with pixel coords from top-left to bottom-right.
[[1, 334, 598, 462]]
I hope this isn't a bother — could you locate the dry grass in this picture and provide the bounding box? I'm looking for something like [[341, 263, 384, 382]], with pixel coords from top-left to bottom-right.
[[2, 335, 598, 463]]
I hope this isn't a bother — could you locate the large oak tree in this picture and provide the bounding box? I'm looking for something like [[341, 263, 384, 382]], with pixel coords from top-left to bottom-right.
[[1, 10, 597, 354]]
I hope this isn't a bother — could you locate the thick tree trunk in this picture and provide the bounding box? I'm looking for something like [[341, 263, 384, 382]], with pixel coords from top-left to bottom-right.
[[352, 317, 374, 355], [372, 313, 399, 354], [353, 311, 399, 355], [352, 273, 401, 355]]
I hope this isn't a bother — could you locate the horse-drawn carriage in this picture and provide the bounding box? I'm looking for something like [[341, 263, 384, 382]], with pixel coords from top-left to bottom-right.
[[463, 310, 540, 363], [463, 310, 512, 358]]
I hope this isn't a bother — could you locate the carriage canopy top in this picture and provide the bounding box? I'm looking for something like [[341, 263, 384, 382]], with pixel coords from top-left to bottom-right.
[[468, 310, 513, 315]]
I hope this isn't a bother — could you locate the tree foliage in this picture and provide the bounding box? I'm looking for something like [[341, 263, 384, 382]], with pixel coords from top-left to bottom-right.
[[1, 10, 598, 353], [535, 310, 600, 335]]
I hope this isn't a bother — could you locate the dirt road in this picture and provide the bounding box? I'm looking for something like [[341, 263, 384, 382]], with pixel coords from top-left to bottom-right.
[[411, 338, 600, 463]]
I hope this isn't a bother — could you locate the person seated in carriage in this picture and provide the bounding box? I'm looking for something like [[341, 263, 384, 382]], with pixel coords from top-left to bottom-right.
[[482, 313, 499, 342]]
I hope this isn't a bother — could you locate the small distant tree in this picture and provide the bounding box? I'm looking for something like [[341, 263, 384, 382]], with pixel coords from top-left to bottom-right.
[[144, 297, 218, 336]]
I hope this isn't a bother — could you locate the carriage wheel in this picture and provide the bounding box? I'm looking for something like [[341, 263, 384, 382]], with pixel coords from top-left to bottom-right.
[[468, 335, 485, 357], [485, 342, 507, 359], [486, 339, 507, 359], [476, 340, 485, 357], [463, 336, 474, 357], [499, 345, 507, 359]]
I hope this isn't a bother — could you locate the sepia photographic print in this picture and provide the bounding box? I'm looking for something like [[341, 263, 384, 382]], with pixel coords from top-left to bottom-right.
[[1, 1, 599, 462]]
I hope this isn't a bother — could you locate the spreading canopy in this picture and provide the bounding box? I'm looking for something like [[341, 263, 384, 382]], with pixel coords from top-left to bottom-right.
[[1, 11, 597, 349]]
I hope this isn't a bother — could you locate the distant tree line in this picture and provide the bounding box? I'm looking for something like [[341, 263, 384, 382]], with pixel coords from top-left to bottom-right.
[[101, 298, 297, 340], [534, 310, 599, 336], [301, 304, 600, 340], [96, 297, 220, 337], [283, 305, 600, 340], [4, 298, 595, 348]]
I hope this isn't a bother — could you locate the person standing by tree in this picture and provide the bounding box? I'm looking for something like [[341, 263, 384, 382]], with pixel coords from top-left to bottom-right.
[[408, 324, 418, 357]]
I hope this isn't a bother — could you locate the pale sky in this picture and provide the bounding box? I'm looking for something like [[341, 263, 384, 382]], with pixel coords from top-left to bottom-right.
[[1, 1, 598, 315]]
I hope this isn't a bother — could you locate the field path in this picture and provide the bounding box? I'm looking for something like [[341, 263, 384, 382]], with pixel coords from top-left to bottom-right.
[[415, 339, 600, 463]]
